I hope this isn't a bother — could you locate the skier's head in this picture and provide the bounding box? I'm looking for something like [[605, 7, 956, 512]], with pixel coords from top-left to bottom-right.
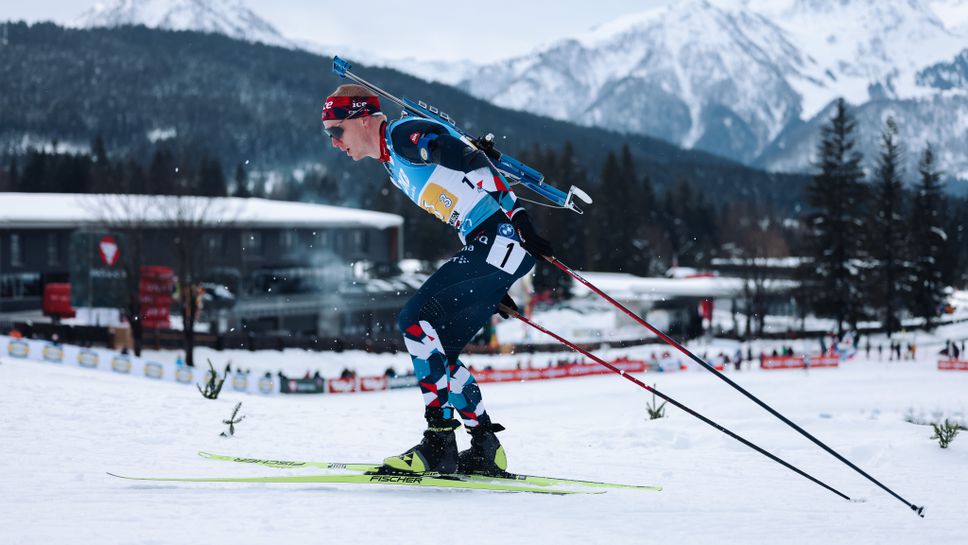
[[322, 84, 386, 161]]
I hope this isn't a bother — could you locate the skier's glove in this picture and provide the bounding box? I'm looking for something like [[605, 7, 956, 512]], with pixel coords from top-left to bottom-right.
[[496, 293, 518, 319], [512, 212, 554, 259]]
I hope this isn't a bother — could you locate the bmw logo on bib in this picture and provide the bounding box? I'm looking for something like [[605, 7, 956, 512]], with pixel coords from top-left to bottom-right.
[[498, 223, 515, 238]]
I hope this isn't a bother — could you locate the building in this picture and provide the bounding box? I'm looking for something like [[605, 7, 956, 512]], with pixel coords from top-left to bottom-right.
[[0, 193, 416, 338]]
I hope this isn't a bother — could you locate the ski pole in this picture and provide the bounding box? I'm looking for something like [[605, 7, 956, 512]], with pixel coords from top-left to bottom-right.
[[500, 304, 853, 503], [545, 257, 925, 517]]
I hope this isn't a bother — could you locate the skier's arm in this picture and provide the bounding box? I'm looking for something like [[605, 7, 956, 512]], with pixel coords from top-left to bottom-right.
[[423, 133, 554, 257], [391, 121, 554, 257], [390, 121, 524, 219]]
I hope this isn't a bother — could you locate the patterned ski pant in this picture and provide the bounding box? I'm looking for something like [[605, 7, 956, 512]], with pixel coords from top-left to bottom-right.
[[398, 215, 534, 428]]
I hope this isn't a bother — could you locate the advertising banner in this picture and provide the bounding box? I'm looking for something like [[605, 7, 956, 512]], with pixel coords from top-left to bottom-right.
[[280, 377, 325, 394], [475, 360, 646, 384], [762, 355, 840, 370], [0, 335, 277, 395], [140, 266, 173, 329], [938, 359, 968, 371]]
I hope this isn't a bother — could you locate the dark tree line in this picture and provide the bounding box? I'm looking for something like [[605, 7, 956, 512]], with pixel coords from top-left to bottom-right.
[[1, 138, 230, 197], [800, 99, 958, 335]]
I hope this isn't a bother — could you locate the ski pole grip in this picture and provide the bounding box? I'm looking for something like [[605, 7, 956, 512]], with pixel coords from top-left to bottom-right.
[[333, 56, 351, 77]]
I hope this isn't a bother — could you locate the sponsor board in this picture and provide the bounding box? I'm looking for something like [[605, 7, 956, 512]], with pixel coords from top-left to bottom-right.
[[938, 359, 968, 371], [281, 378, 325, 394], [808, 356, 840, 368], [144, 362, 164, 379], [476, 360, 646, 384], [111, 356, 132, 374], [359, 375, 388, 392], [7, 340, 29, 358], [388, 375, 419, 389], [762, 355, 840, 370], [175, 367, 193, 384], [761, 356, 805, 370], [232, 375, 248, 391], [78, 350, 99, 368], [258, 377, 275, 394], [326, 377, 357, 394], [42, 344, 64, 363]]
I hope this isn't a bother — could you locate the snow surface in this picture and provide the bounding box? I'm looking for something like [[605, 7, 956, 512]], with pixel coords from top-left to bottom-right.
[[2, 323, 967, 544]]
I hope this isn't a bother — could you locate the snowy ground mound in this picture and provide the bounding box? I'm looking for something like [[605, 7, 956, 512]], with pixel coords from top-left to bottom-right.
[[3, 328, 967, 544]]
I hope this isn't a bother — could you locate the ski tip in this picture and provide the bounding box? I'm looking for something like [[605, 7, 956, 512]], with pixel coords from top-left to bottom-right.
[[914, 505, 926, 518]]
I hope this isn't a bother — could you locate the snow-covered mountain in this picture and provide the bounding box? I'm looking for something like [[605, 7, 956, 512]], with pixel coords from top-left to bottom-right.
[[446, 0, 968, 179], [73, 0, 295, 48], [66, 0, 968, 180]]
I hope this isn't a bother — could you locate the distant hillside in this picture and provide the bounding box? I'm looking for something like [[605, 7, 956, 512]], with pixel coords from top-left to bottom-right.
[[0, 22, 808, 210]]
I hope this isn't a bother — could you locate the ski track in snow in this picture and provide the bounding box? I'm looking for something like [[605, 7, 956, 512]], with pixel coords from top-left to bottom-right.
[[2, 334, 967, 544]]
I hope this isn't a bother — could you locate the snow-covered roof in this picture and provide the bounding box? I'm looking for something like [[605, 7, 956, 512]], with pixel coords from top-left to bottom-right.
[[571, 271, 797, 300], [0, 193, 402, 230]]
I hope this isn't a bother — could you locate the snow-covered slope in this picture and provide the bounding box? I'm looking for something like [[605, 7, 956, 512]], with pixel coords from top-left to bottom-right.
[[73, 0, 294, 48], [3, 332, 967, 544]]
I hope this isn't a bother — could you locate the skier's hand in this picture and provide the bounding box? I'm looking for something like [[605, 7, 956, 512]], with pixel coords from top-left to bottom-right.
[[512, 212, 554, 259], [496, 293, 518, 319]]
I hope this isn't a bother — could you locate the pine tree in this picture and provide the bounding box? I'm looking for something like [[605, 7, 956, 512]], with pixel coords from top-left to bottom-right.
[[908, 144, 948, 329], [234, 162, 250, 198], [801, 99, 867, 336], [197, 155, 227, 197], [866, 117, 909, 336]]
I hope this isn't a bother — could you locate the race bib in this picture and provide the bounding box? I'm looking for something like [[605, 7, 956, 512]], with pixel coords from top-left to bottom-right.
[[486, 235, 526, 274]]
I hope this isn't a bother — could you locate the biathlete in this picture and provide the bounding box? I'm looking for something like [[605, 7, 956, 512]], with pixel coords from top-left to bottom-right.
[[322, 84, 553, 475]]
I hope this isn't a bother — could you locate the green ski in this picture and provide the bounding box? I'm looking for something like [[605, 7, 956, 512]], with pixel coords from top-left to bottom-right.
[[197, 451, 662, 492], [107, 471, 594, 494]]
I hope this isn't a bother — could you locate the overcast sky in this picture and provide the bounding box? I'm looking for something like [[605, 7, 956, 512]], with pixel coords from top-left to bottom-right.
[[2, 0, 671, 62]]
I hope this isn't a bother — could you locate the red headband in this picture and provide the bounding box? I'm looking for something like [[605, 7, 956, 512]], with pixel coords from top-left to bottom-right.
[[322, 95, 382, 121]]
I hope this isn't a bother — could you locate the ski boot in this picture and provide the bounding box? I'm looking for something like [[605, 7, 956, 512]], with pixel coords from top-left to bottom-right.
[[457, 422, 507, 475], [382, 409, 460, 474]]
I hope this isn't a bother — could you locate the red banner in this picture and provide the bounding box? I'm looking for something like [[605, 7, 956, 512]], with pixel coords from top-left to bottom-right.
[[474, 359, 646, 384], [938, 359, 968, 371], [762, 355, 840, 370], [359, 375, 388, 392], [140, 266, 173, 329], [761, 356, 805, 369], [42, 283, 76, 318], [327, 377, 358, 393], [808, 355, 840, 368]]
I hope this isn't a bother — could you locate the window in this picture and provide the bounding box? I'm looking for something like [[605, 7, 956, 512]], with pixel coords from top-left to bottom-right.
[[10, 234, 23, 267], [281, 230, 296, 251], [1, 272, 41, 299], [47, 233, 59, 266], [243, 231, 263, 256], [206, 233, 225, 257], [316, 230, 331, 249], [350, 230, 369, 254]]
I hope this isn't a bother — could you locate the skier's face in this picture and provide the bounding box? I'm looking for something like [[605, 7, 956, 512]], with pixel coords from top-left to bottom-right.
[[325, 117, 370, 161]]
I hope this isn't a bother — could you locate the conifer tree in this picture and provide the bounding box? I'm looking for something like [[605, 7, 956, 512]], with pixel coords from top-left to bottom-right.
[[908, 144, 948, 329], [801, 99, 867, 336], [233, 162, 250, 198], [866, 117, 908, 336]]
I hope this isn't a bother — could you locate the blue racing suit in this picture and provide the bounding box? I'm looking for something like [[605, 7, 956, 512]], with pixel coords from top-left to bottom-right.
[[382, 117, 535, 428]]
